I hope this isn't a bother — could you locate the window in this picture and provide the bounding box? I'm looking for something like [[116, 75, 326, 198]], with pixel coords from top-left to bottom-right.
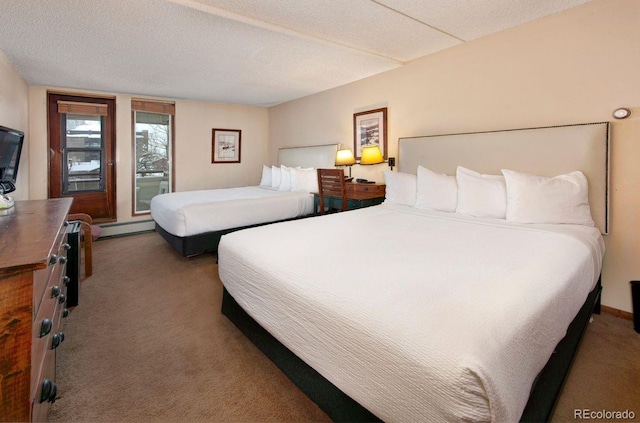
[[132, 99, 175, 214], [64, 112, 105, 193]]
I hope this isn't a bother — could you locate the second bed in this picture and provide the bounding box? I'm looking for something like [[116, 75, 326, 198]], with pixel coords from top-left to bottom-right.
[[151, 143, 338, 256]]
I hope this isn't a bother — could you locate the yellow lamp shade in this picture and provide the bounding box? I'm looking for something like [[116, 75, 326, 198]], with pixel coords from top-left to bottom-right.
[[360, 145, 384, 165], [335, 149, 356, 166]]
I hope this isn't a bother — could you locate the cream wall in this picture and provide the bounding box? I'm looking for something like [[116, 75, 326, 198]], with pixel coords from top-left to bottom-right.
[[268, 0, 640, 313], [0, 50, 29, 200], [28, 87, 268, 222]]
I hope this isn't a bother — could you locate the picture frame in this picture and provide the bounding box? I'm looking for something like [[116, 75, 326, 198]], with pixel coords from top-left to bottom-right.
[[212, 128, 241, 163], [353, 107, 387, 160]]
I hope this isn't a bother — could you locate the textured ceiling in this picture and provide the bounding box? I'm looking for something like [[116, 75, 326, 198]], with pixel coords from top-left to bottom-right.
[[0, 0, 591, 107]]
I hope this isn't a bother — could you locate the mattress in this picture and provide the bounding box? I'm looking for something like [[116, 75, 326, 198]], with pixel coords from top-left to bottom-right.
[[217, 204, 605, 422], [150, 186, 314, 237]]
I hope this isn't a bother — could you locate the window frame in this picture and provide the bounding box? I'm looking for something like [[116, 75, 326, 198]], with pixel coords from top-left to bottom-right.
[[131, 99, 175, 216]]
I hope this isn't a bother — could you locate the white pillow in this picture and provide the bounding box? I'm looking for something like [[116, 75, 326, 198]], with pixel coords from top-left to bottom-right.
[[291, 167, 318, 193], [271, 165, 282, 188], [456, 166, 507, 218], [415, 165, 457, 212], [278, 165, 293, 191], [501, 169, 595, 226], [259, 165, 272, 187], [383, 170, 416, 206]]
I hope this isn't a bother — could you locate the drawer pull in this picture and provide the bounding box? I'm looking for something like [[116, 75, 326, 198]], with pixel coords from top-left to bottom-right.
[[63, 243, 71, 250], [40, 379, 58, 403], [58, 256, 68, 265], [51, 285, 61, 298], [40, 319, 53, 337], [51, 332, 65, 349], [49, 254, 58, 265], [63, 308, 70, 318], [62, 275, 71, 286]]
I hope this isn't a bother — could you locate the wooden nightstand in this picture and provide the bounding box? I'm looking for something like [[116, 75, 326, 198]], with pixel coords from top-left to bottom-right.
[[313, 182, 386, 213]]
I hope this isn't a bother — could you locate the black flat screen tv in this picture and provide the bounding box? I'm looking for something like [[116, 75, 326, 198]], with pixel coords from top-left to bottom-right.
[[0, 125, 24, 195]]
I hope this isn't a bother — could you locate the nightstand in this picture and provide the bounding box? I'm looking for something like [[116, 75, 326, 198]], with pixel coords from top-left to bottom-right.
[[313, 182, 386, 214]]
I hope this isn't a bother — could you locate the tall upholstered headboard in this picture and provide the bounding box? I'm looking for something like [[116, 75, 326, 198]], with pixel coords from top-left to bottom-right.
[[278, 144, 339, 169], [398, 122, 610, 234]]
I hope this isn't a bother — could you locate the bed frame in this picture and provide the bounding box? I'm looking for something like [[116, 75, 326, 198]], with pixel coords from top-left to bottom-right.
[[221, 122, 610, 421], [155, 218, 305, 257], [155, 143, 338, 256]]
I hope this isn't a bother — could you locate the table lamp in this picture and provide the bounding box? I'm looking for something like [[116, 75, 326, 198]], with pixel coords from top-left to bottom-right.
[[359, 145, 384, 165], [335, 149, 356, 178]]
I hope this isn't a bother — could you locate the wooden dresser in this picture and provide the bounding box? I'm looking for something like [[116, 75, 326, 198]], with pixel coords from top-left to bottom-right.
[[0, 198, 73, 422]]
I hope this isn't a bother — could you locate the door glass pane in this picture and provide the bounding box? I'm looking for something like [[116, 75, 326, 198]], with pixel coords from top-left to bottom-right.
[[134, 111, 171, 213], [63, 114, 104, 193]]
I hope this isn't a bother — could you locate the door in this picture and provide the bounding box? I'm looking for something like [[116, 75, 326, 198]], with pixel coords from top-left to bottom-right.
[[132, 105, 174, 215], [48, 93, 116, 221]]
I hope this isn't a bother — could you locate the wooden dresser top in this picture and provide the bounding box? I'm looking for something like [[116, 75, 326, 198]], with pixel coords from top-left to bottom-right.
[[0, 198, 73, 277]]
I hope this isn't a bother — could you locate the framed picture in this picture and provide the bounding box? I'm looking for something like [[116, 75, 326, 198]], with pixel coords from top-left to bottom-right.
[[212, 128, 241, 163], [353, 107, 387, 160]]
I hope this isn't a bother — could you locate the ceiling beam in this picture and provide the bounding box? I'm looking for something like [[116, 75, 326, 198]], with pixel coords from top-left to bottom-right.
[[166, 0, 405, 65]]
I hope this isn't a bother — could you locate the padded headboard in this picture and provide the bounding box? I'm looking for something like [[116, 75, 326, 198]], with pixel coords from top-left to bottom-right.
[[398, 122, 610, 234], [278, 144, 339, 169]]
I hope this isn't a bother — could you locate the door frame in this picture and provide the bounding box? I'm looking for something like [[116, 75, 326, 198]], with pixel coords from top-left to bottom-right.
[[47, 91, 117, 222]]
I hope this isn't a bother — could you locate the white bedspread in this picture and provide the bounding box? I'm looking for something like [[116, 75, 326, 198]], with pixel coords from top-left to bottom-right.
[[150, 186, 314, 237], [218, 204, 604, 422]]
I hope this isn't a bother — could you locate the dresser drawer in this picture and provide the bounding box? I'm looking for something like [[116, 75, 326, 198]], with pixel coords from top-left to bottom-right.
[[347, 183, 386, 195], [33, 225, 69, 314], [31, 348, 57, 422], [31, 290, 62, 397]]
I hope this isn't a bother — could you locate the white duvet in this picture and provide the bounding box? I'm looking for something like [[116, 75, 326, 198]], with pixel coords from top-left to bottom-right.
[[218, 204, 604, 422], [150, 186, 314, 237]]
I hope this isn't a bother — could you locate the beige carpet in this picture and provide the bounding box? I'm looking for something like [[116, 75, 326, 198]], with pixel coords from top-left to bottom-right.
[[49, 232, 640, 422]]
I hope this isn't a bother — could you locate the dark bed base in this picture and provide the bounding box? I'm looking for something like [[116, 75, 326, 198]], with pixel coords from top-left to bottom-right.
[[155, 214, 313, 257], [155, 223, 233, 257], [221, 280, 602, 422]]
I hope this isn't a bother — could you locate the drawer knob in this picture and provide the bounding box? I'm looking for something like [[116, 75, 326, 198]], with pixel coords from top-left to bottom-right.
[[40, 319, 53, 337], [51, 332, 65, 349], [63, 243, 71, 250], [58, 256, 68, 265], [62, 275, 71, 286], [49, 254, 58, 265], [51, 285, 61, 298], [40, 379, 58, 403], [58, 294, 67, 305]]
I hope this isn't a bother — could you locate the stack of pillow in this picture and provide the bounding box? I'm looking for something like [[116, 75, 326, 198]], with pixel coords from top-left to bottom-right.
[[259, 165, 319, 193], [383, 165, 594, 226]]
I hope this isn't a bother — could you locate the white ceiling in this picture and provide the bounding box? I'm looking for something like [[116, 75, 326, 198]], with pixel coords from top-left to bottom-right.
[[0, 0, 591, 107]]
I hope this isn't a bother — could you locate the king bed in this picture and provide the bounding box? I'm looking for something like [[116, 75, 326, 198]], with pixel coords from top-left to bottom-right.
[[217, 122, 609, 422], [151, 143, 338, 256]]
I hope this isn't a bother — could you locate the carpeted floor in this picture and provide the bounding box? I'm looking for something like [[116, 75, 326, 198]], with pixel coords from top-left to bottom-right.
[[49, 231, 640, 422]]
